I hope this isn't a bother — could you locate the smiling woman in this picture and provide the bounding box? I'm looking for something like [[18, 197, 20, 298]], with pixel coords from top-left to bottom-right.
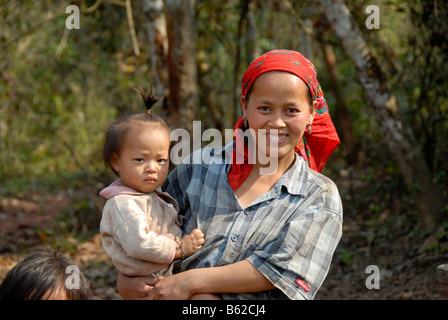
[[234, 71, 317, 208], [241, 71, 316, 167], [229, 50, 340, 191], [117, 50, 343, 300]]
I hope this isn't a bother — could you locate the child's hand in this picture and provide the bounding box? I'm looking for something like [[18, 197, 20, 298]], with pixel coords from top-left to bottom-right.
[[180, 229, 205, 257]]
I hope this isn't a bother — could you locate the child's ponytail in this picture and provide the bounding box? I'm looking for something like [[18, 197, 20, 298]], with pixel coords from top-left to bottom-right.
[[103, 87, 171, 176], [133, 87, 163, 115]]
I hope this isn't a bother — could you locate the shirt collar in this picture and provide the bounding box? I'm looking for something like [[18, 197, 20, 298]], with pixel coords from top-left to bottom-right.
[[99, 179, 145, 199], [277, 154, 309, 197], [223, 142, 309, 197]]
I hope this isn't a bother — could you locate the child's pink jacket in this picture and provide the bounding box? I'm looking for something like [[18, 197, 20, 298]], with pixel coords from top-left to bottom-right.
[[99, 179, 182, 277]]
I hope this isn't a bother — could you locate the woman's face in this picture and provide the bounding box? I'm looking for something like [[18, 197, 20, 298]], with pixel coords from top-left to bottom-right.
[[242, 71, 316, 166]]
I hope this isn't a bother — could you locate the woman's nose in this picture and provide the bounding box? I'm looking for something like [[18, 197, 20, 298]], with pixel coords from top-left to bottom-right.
[[268, 112, 286, 128]]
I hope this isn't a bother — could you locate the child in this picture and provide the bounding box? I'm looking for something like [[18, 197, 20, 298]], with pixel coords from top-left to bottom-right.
[[100, 88, 205, 280], [0, 250, 92, 300]]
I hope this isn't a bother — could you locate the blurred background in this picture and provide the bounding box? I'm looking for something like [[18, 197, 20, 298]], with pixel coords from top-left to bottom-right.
[[0, 0, 447, 299]]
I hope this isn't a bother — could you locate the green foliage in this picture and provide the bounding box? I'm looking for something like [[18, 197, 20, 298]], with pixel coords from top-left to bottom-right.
[[339, 247, 354, 265], [0, 1, 446, 226], [0, 1, 142, 194]]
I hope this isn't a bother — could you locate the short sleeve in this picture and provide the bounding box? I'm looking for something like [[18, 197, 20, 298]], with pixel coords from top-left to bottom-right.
[[246, 199, 342, 300]]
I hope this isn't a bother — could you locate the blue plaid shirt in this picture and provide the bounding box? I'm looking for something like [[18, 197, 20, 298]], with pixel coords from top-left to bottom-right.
[[162, 143, 342, 300]]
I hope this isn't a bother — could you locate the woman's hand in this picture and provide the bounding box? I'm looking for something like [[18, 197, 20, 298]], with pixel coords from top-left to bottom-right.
[[148, 271, 194, 300], [118, 260, 275, 300], [116, 271, 162, 300]]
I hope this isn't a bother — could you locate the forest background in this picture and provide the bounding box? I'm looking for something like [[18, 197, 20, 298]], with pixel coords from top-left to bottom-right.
[[0, 0, 447, 300]]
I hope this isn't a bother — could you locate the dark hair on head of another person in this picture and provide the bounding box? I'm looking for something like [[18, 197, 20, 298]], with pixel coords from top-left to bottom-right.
[[102, 87, 171, 176], [0, 250, 92, 300]]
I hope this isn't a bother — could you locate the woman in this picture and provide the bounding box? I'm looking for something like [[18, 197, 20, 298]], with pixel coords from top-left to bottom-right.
[[117, 50, 342, 300]]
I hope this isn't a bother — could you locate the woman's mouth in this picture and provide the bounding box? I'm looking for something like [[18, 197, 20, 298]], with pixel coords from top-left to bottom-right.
[[266, 132, 288, 143]]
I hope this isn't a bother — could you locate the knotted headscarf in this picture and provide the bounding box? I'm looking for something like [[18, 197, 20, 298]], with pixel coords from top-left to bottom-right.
[[228, 50, 340, 191]]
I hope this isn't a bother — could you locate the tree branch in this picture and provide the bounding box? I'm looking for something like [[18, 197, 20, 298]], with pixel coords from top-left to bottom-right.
[[104, 0, 127, 7], [81, 0, 104, 14], [125, 0, 141, 57]]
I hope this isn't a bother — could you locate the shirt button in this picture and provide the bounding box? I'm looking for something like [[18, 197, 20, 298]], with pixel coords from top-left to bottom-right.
[[204, 262, 211, 267], [231, 235, 237, 242]]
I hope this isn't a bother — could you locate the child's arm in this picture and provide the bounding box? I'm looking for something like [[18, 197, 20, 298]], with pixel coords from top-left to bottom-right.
[[174, 229, 205, 260]]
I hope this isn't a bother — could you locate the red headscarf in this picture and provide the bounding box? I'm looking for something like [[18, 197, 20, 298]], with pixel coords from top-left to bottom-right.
[[228, 50, 340, 191]]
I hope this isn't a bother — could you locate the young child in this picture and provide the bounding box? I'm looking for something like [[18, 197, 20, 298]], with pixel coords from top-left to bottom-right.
[[0, 250, 92, 300], [100, 88, 205, 280]]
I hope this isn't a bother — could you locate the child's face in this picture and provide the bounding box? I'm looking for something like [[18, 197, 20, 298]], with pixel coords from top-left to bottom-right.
[[111, 124, 170, 193]]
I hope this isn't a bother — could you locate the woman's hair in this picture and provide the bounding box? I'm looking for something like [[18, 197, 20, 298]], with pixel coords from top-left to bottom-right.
[[0, 250, 92, 300], [102, 87, 171, 176]]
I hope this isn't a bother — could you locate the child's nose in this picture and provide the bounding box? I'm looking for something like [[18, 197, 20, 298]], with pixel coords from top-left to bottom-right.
[[146, 162, 157, 173]]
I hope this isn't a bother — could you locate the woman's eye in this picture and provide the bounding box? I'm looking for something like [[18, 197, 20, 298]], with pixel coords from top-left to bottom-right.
[[287, 108, 299, 113], [259, 106, 270, 112]]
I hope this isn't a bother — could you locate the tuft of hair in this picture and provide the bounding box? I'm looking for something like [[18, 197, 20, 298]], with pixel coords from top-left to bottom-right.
[[133, 87, 163, 114]]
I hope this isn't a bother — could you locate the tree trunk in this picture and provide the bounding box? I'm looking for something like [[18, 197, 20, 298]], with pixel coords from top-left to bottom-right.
[[164, 0, 199, 134], [318, 0, 445, 231], [142, 0, 169, 98], [233, 0, 251, 124], [314, 18, 358, 165], [244, 0, 259, 66]]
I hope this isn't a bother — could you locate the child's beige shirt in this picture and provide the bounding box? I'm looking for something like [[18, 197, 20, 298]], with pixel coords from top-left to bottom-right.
[[99, 179, 182, 277]]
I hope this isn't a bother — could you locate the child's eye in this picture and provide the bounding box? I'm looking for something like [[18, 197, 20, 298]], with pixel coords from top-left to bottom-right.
[[158, 159, 167, 164], [134, 158, 145, 163]]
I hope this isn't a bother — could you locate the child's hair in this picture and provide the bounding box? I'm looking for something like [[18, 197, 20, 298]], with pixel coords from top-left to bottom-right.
[[103, 87, 171, 176], [0, 250, 92, 300]]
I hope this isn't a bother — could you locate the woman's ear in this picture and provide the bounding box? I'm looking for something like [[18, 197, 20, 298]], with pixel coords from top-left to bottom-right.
[[241, 95, 248, 118], [309, 100, 317, 124]]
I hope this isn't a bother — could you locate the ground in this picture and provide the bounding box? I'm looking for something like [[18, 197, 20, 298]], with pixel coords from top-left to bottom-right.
[[0, 169, 447, 300], [0, 195, 121, 300]]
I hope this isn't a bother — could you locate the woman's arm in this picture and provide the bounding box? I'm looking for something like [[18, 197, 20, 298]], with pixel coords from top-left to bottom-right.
[[117, 271, 162, 299], [148, 260, 276, 300]]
